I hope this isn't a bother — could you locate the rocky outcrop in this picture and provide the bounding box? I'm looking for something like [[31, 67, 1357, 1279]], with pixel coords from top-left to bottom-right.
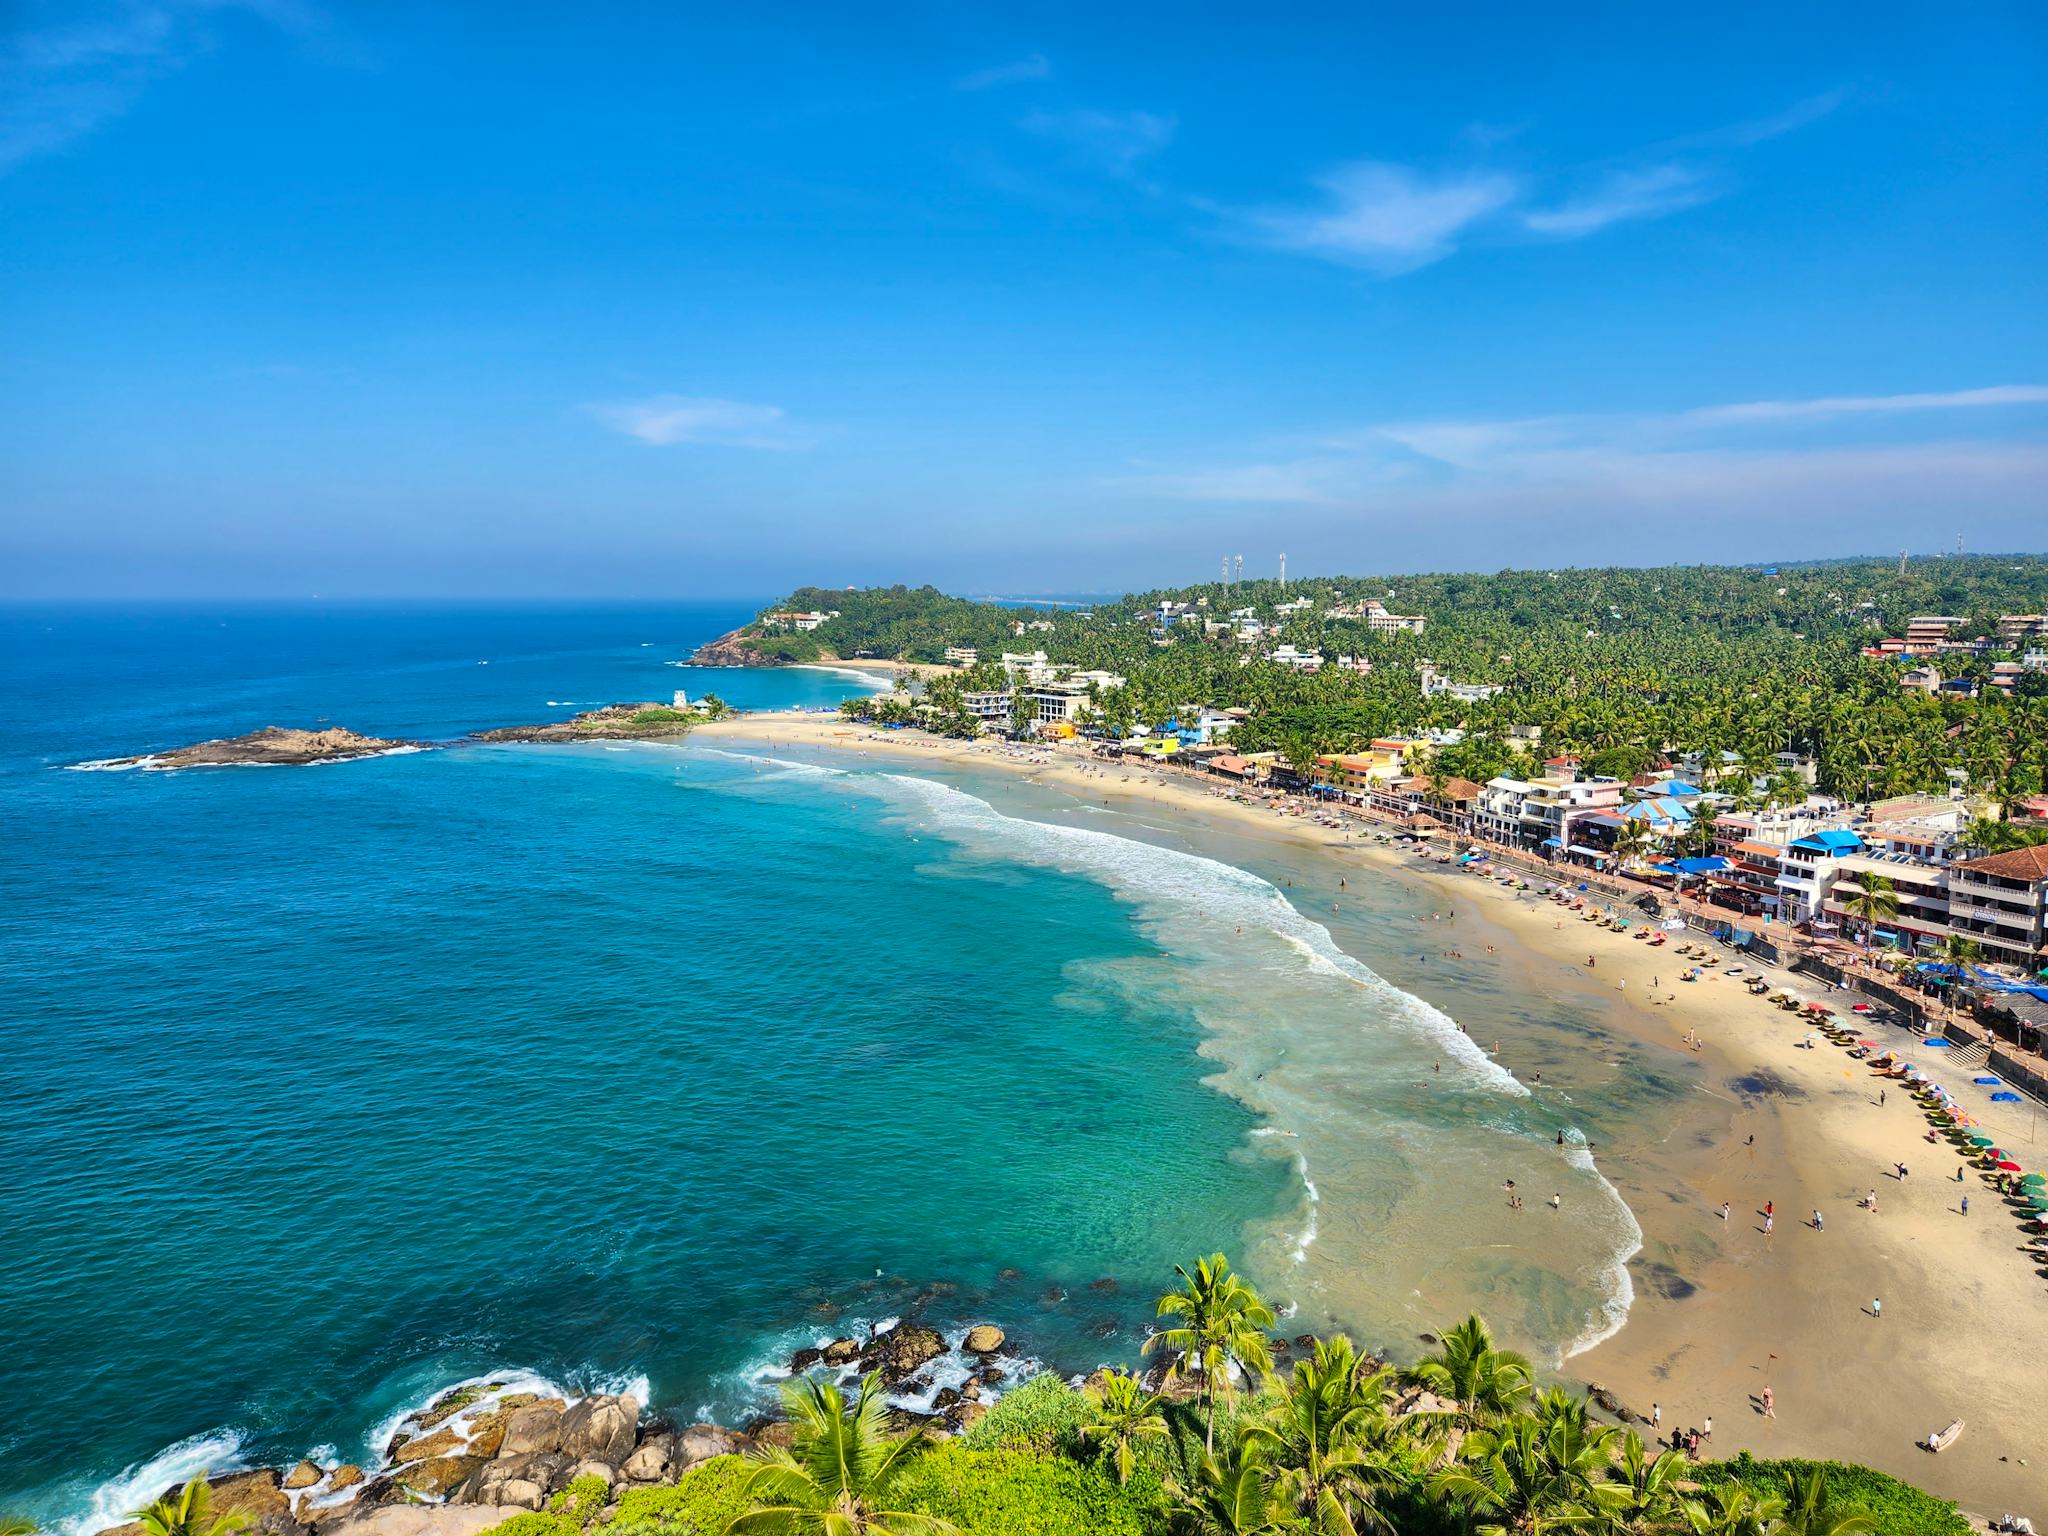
[[675, 1424, 743, 1466], [475, 705, 701, 744], [558, 1395, 639, 1464], [498, 1401, 566, 1457], [962, 1325, 1005, 1354], [88, 727, 420, 771], [860, 1325, 947, 1382], [690, 628, 785, 668], [105, 1470, 296, 1536], [283, 1462, 324, 1491], [820, 1338, 861, 1366]]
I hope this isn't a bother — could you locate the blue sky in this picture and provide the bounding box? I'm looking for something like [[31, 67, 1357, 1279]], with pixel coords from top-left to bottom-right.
[[3, 2, 2045, 598]]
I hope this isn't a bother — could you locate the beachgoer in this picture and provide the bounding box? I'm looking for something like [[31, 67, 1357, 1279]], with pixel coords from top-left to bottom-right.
[[1880, 1089, 1886, 1107], [1763, 1213, 1773, 1235], [1719, 1202, 1730, 1221], [1812, 1209, 1823, 1231], [1868, 1189, 1878, 1213], [1764, 1201, 1772, 1218], [1702, 1415, 1713, 1440], [1872, 1297, 1882, 1319], [1961, 1194, 1969, 1215], [1549, 1192, 1561, 1210], [1650, 1403, 1661, 1429], [1761, 1386, 1775, 1419], [1557, 1130, 1565, 1146]]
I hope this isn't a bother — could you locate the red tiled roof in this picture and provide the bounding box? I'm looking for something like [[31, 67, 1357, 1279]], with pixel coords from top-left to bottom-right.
[[1957, 844, 2048, 881]]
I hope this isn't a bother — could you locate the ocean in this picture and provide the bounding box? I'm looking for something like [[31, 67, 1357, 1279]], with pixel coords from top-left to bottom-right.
[[0, 603, 1661, 1529]]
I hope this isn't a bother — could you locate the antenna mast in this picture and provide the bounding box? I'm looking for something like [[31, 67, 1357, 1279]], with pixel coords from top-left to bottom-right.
[[1898, 549, 1908, 577]]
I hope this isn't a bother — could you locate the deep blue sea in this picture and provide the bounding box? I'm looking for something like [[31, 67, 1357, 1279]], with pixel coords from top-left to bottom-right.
[[2, 603, 1657, 1530]]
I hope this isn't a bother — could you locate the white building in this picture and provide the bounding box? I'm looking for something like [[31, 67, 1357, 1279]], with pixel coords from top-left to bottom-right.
[[1267, 644, 1324, 671], [943, 646, 978, 665]]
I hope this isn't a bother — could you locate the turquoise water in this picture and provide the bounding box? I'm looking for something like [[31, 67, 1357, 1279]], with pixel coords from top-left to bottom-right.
[[1, 604, 1654, 1529]]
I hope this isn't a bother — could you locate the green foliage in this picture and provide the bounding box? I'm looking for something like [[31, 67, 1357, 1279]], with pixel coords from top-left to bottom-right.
[[625, 708, 694, 726], [607, 1457, 754, 1533], [1694, 1455, 1967, 1536], [131, 1476, 250, 1536], [727, 1369, 953, 1534], [1, 1519, 38, 1536], [892, 1445, 1167, 1536], [550, 1476, 615, 1525], [1145, 1253, 1277, 1451], [960, 1375, 1098, 1457], [481, 1515, 581, 1536], [749, 558, 2048, 804]]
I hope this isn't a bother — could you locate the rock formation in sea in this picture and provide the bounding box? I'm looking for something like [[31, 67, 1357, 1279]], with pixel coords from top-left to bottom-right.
[[688, 628, 785, 667], [89, 727, 421, 769]]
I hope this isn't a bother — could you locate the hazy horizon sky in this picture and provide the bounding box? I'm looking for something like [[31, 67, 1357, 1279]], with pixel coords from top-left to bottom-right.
[[4, 3, 2045, 599]]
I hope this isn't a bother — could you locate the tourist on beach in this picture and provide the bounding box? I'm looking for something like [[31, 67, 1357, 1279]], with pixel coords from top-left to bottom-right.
[[1961, 1194, 1969, 1215], [1702, 1414, 1712, 1440], [1761, 1386, 1775, 1418], [1763, 1212, 1773, 1234], [1549, 1192, 1561, 1209], [1812, 1209, 1823, 1231], [1719, 1201, 1730, 1221], [1764, 1200, 1772, 1218], [1651, 1402, 1661, 1429], [1868, 1189, 1878, 1212], [1872, 1296, 1882, 1319]]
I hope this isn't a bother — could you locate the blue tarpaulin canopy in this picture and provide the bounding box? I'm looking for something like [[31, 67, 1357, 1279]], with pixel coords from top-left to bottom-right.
[[1924, 1038, 1951, 1049], [1670, 856, 1729, 875], [1991, 1091, 2022, 1102]]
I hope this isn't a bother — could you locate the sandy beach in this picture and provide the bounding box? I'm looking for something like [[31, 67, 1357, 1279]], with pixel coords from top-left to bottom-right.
[[695, 712, 2048, 1512]]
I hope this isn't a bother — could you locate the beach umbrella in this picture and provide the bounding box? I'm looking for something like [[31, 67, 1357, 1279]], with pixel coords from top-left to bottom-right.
[[2019, 1172, 2047, 1187], [1858, 1039, 1878, 1048], [1967, 1135, 1995, 1148], [1996, 1159, 2024, 1172], [1852, 1002, 1873, 1014]]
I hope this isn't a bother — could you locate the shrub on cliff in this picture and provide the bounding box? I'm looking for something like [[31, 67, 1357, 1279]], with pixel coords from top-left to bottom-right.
[[1695, 1455, 1968, 1536], [607, 1456, 752, 1534], [958, 1376, 1096, 1458], [892, 1446, 1166, 1536]]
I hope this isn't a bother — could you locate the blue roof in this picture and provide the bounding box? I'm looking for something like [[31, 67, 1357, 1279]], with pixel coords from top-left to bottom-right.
[[1671, 856, 1729, 874], [1791, 829, 1863, 853], [1659, 780, 1702, 796], [1623, 798, 1693, 825]]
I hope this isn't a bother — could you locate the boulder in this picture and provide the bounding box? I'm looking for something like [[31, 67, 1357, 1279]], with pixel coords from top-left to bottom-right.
[[326, 1505, 510, 1536], [499, 1402, 565, 1458], [564, 1462, 617, 1490], [789, 1348, 823, 1373], [620, 1438, 672, 1482], [861, 1325, 946, 1382], [393, 1457, 485, 1500], [676, 1424, 743, 1467], [329, 1467, 365, 1493], [498, 1481, 547, 1513], [558, 1395, 638, 1465], [416, 1384, 495, 1431], [749, 1422, 795, 1452], [950, 1402, 987, 1430], [208, 1471, 294, 1530], [463, 1412, 506, 1460], [932, 1387, 961, 1411], [392, 1428, 463, 1465], [978, 1367, 1005, 1386], [962, 1325, 1004, 1354], [284, 1462, 324, 1492], [820, 1338, 861, 1366], [462, 1453, 567, 1507]]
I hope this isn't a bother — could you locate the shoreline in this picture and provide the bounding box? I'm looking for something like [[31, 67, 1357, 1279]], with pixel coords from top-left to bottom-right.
[[690, 712, 2048, 1510]]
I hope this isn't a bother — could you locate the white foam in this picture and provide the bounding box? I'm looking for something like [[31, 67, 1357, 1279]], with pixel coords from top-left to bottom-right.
[[1289, 1151, 1321, 1264], [1558, 1135, 1644, 1362], [792, 664, 897, 694], [64, 1430, 249, 1536], [868, 772, 1522, 1093]]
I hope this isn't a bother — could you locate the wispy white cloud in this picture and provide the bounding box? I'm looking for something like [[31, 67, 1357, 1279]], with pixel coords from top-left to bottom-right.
[[956, 53, 1050, 92], [1686, 384, 2048, 426], [585, 394, 815, 450], [1229, 87, 1846, 274], [1108, 384, 2048, 512], [1021, 107, 1175, 177], [1523, 163, 1715, 236], [1239, 161, 1520, 273], [1, 1, 326, 174]]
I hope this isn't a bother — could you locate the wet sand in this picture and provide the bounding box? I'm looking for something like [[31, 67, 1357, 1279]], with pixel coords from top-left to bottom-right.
[[694, 715, 2048, 1510]]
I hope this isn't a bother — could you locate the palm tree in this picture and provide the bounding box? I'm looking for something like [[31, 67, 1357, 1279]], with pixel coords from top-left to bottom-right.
[[1241, 1336, 1408, 1536], [1426, 1412, 1625, 1536], [1842, 874, 1900, 948], [1080, 1369, 1167, 1485], [1144, 1252, 1276, 1451], [3, 1520, 38, 1536], [1177, 1440, 1289, 1536], [1776, 1466, 1877, 1536], [1607, 1430, 1685, 1530], [132, 1478, 249, 1536], [1938, 934, 1982, 968], [725, 1371, 956, 1536], [1404, 1315, 1533, 1424], [1682, 1484, 1785, 1536], [1609, 817, 1655, 875]]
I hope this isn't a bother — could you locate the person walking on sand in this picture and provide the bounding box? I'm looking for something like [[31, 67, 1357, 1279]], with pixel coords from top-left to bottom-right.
[[1719, 1201, 1730, 1221], [1763, 1212, 1774, 1235], [1550, 1192, 1561, 1209], [1872, 1296, 1882, 1319], [1961, 1194, 1969, 1216], [1812, 1208, 1823, 1231], [1651, 1402, 1661, 1430], [1761, 1386, 1775, 1419], [1702, 1414, 1713, 1441]]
